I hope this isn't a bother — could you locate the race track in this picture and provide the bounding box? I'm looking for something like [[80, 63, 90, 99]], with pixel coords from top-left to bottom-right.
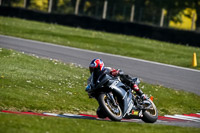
[[0, 35, 200, 95]]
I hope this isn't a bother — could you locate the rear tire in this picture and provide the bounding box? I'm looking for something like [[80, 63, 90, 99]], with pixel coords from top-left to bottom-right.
[[98, 93, 123, 121], [142, 100, 158, 123]]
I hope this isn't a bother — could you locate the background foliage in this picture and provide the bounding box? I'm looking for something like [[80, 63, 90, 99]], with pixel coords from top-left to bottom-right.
[[2, 0, 200, 30]]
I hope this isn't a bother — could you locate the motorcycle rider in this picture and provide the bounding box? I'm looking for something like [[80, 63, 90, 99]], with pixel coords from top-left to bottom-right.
[[86, 58, 146, 100]]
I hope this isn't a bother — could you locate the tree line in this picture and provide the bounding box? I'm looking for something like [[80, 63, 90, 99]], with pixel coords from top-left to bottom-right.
[[2, 0, 200, 31]]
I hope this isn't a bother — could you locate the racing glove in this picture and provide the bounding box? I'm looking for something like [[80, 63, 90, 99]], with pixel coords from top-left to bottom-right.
[[110, 69, 119, 76], [110, 69, 124, 77]]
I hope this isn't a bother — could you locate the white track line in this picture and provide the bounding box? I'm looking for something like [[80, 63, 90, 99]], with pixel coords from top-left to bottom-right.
[[43, 113, 95, 118], [164, 115, 200, 122], [63, 113, 86, 117], [43, 113, 64, 117], [175, 115, 200, 121]]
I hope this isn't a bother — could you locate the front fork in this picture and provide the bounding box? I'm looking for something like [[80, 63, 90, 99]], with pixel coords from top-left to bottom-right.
[[106, 92, 118, 107], [105, 92, 121, 114]]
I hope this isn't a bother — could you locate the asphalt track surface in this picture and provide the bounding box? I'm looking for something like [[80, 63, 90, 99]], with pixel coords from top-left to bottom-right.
[[0, 35, 200, 95]]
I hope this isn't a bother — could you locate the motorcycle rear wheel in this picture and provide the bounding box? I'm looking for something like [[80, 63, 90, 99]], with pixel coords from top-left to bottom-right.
[[142, 99, 158, 123], [98, 93, 123, 121]]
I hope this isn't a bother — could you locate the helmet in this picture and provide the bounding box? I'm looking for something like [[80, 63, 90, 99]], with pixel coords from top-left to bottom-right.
[[89, 59, 105, 74]]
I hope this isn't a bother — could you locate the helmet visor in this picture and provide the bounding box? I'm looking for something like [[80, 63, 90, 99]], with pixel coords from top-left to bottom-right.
[[89, 67, 94, 74]]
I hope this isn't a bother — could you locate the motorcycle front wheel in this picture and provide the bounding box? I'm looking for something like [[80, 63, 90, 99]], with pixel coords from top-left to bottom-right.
[[96, 106, 107, 118], [98, 93, 123, 121], [142, 99, 158, 123]]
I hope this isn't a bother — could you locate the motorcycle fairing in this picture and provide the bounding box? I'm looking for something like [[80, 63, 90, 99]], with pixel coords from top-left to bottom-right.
[[89, 72, 134, 116]]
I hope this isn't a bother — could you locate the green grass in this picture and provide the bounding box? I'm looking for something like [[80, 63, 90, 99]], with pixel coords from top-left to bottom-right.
[[0, 48, 200, 115], [0, 16, 200, 69], [0, 48, 200, 132], [0, 48, 98, 114]]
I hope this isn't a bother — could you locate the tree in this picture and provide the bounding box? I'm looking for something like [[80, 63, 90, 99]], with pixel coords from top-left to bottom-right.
[[149, 0, 200, 31]]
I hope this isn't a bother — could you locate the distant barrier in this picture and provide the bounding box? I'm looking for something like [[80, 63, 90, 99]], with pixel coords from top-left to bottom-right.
[[0, 6, 200, 47]]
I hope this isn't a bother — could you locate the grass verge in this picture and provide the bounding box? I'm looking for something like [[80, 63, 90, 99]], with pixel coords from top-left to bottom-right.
[[0, 16, 200, 69], [0, 48, 200, 132], [0, 48, 199, 115]]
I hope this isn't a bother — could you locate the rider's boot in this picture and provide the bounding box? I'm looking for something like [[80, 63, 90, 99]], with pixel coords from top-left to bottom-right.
[[132, 83, 147, 100]]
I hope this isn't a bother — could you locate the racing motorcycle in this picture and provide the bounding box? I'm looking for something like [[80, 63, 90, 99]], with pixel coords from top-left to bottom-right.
[[85, 72, 158, 123]]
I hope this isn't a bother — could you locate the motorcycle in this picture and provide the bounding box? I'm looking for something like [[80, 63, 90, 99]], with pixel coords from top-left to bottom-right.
[[85, 72, 158, 123]]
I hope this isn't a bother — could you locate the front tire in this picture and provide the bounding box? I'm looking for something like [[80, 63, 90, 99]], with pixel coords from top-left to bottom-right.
[[142, 99, 158, 123], [98, 93, 123, 121], [96, 106, 107, 118]]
